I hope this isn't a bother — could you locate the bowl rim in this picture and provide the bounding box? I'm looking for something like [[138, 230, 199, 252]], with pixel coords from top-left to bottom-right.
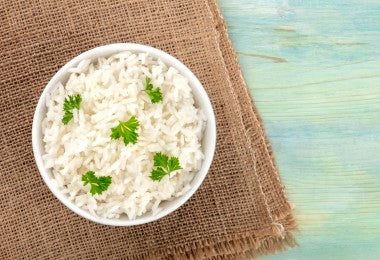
[[32, 43, 216, 226]]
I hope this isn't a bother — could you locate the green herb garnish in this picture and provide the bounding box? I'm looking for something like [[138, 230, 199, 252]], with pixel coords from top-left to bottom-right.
[[82, 171, 112, 196], [62, 94, 82, 124], [149, 152, 182, 181], [110, 116, 139, 145], [144, 77, 162, 103]]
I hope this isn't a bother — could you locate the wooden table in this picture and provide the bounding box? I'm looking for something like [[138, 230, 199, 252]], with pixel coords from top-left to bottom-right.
[[218, 0, 380, 259]]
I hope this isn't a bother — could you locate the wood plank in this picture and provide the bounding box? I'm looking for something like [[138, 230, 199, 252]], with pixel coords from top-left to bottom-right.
[[218, 0, 380, 258]]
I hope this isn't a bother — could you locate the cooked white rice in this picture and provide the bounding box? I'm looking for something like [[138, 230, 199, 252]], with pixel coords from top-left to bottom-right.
[[42, 51, 206, 219]]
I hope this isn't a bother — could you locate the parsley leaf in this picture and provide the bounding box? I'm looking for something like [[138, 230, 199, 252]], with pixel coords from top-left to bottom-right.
[[82, 171, 112, 196], [144, 77, 162, 103], [110, 116, 140, 145], [62, 94, 82, 124], [149, 152, 182, 181], [150, 168, 167, 181]]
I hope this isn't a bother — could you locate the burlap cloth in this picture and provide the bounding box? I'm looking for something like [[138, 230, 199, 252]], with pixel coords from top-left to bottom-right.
[[0, 0, 297, 258]]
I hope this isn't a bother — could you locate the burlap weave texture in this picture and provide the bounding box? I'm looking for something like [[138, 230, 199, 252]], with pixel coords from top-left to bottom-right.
[[0, 0, 297, 258]]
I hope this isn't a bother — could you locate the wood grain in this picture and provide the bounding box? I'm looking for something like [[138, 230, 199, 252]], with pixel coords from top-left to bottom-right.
[[218, 0, 380, 259]]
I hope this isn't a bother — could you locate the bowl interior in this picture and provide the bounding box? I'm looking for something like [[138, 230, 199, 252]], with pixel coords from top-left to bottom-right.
[[32, 43, 216, 226]]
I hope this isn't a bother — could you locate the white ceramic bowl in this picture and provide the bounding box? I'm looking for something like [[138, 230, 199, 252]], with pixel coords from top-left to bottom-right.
[[32, 43, 216, 226]]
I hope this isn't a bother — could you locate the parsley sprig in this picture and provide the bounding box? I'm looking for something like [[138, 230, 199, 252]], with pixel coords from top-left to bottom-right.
[[82, 171, 112, 196], [110, 116, 140, 145], [144, 77, 162, 103], [62, 94, 82, 124], [149, 152, 182, 181]]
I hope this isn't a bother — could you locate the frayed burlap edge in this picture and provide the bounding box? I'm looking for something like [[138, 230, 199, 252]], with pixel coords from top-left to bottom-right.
[[120, 215, 297, 259], [205, 0, 294, 218], [204, 0, 299, 257]]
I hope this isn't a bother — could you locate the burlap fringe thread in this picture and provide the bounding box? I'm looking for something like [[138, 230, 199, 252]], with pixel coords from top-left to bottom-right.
[[127, 213, 298, 259]]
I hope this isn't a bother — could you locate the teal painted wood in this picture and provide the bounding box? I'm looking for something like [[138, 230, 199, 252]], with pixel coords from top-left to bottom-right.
[[217, 0, 380, 259]]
